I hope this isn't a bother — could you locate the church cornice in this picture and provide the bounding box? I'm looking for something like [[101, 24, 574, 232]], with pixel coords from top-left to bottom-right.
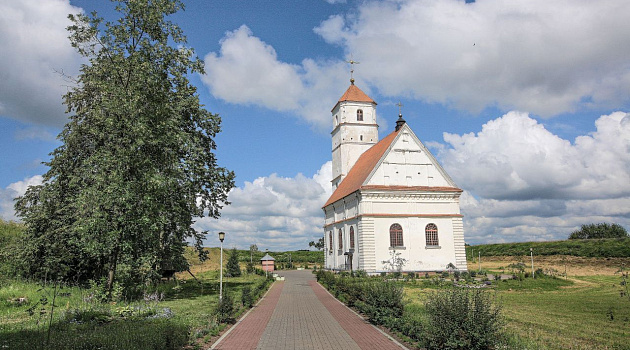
[[331, 122, 379, 135], [324, 213, 464, 228], [361, 192, 461, 201]]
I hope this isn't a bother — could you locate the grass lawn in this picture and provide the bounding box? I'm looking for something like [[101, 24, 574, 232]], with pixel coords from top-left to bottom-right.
[[0, 257, 270, 350], [498, 275, 629, 350], [403, 257, 630, 350]]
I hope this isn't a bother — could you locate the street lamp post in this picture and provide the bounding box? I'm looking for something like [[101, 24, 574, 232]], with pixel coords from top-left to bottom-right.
[[218, 231, 225, 300]]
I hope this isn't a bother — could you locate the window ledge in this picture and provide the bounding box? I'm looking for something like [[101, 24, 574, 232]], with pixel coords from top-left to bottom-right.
[[425, 245, 441, 249], [389, 246, 406, 250]]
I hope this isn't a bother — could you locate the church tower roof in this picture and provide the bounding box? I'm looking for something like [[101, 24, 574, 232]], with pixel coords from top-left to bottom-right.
[[332, 82, 376, 112]]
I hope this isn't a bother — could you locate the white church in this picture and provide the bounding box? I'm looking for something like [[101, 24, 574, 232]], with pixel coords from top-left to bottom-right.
[[323, 80, 468, 273]]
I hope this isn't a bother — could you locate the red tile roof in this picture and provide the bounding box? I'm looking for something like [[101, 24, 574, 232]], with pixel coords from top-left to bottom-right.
[[332, 84, 376, 111], [324, 130, 399, 207]]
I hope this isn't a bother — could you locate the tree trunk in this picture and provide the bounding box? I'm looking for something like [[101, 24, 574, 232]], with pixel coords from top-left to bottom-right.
[[107, 245, 120, 300]]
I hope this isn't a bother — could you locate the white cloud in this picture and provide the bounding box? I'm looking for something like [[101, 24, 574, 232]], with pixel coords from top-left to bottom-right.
[[315, 0, 630, 116], [0, 175, 43, 221], [201, 25, 360, 131], [436, 111, 630, 244], [0, 0, 83, 127], [194, 161, 333, 250], [439, 111, 630, 200]]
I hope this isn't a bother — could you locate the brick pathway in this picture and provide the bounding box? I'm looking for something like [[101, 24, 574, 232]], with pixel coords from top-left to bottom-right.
[[211, 270, 407, 350], [212, 281, 284, 350]]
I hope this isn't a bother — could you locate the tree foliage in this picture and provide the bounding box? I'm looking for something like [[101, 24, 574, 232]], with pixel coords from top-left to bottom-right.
[[569, 223, 629, 240], [308, 237, 324, 251], [226, 248, 241, 277], [14, 0, 234, 296]]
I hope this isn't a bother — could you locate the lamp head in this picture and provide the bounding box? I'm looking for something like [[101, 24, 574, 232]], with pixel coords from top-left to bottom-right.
[[218, 231, 225, 242]]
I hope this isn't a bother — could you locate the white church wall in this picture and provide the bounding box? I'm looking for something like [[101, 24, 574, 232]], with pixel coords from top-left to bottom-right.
[[367, 196, 461, 216], [372, 216, 459, 272]]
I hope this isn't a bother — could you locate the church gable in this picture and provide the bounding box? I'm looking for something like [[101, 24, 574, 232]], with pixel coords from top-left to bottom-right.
[[364, 124, 458, 188]]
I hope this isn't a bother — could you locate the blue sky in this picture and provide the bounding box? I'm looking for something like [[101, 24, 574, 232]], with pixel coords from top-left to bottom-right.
[[1, 0, 629, 251]]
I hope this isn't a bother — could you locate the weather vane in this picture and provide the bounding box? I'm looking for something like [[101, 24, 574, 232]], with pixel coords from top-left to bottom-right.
[[346, 56, 360, 84], [396, 101, 404, 115]]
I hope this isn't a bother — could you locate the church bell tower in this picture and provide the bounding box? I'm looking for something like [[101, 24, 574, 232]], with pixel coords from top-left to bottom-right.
[[331, 79, 378, 188]]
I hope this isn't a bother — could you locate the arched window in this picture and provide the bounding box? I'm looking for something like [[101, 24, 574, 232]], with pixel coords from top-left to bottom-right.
[[329, 231, 333, 251], [349, 226, 355, 249], [357, 109, 363, 121], [389, 223, 403, 247], [338, 229, 343, 250], [426, 223, 439, 246]]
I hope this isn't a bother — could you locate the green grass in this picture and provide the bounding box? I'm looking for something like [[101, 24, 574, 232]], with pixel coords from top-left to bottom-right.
[[403, 275, 630, 350], [466, 238, 630, 258], [0, 273, 269, 349]]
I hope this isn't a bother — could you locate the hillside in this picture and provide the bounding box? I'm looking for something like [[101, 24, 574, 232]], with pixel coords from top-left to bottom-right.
[[466, 237, 630, 258]]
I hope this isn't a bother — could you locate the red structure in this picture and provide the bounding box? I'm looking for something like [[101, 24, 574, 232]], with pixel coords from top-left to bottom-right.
[[260, 253, 275, 272]]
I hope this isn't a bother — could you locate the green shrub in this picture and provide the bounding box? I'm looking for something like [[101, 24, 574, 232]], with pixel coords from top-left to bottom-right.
[[357, 281, 404, 324], [241, 286, 253, 308], [215, 293, 235, 324], [246, 261, 255, 274], [354, 270, 367, 278], [424, 288, 503, 350]]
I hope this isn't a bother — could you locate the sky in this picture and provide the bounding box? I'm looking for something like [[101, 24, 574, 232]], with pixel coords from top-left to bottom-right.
[[1, 0, 629, 251]]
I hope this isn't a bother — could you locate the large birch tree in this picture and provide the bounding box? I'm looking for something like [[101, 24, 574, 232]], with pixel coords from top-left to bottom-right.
[[15, 0, 234, 297]]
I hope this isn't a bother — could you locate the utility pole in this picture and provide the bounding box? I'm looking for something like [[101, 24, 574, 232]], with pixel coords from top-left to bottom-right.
[[530, 248, 535, 278]]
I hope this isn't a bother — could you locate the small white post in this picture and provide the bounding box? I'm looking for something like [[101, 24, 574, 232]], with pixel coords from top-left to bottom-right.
[[478, 251, 481, 272]]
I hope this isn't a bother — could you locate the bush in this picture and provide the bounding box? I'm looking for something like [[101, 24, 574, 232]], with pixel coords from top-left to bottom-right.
[[354, 270, 367, 278], [215, 293, 235, 324], [241, 286, 253, 308], [246, 261, 255, 274], [424, 288, 503, 350], [356, 281, 404, 324]]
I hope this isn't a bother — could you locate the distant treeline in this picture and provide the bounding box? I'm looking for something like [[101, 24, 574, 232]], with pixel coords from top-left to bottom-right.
[[466, 238, 630, 258], [236, 249, 324, 265]]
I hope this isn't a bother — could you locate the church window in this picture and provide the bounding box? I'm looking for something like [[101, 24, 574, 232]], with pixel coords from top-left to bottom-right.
[[360, 135, 363, 141], [357, 109, 363, 121], [338, 229, 343, 250], [426, 223, 439, 246], [389, 223, 403, 247], [329, 231, 333, 251], [349, 226, 355, 249]]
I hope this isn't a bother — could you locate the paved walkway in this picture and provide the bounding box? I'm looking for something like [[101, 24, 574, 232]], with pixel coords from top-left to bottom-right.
[[212, 270, 406, 350]]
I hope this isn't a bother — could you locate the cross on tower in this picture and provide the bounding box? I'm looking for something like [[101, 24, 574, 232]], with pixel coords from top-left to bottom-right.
[[346, 57, 360, 84], [396, 101, 404, 116]]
